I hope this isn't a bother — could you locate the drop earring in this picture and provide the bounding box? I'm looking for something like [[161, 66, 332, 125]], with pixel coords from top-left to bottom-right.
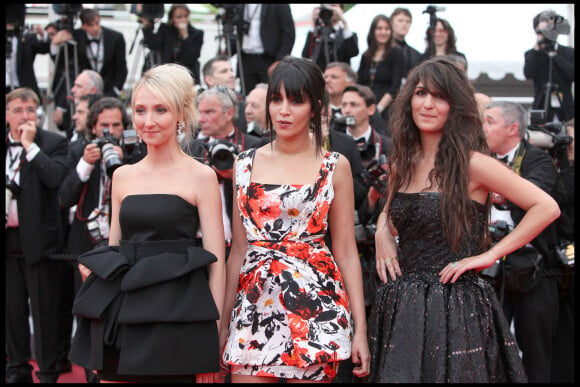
[[177, 121, 185, 137]]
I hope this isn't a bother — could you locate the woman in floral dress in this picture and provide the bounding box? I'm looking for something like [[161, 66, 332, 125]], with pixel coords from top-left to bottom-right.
[[220, 56, 370, 383]]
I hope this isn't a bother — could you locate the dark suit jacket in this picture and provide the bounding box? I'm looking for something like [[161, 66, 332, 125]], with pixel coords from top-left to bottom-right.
[[507, 140, 561, 270], [142, 22, 204, 84], [10, 129, 68, 265], [328, 129, 367, 209], [393, 38, 421, 76], [55, 26, 128, 97], [13, 32, 50, 100], [59, 138, 102, 255], [301, 27, 359, 72], [524, 44, 575, 121], [232, 4, 295, 62]]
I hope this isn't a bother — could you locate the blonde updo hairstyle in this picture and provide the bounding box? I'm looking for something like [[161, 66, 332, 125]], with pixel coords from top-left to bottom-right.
[[131, 63, 198, 149]]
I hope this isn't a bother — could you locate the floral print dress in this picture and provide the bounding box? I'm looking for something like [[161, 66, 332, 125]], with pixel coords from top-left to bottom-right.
[[223, 149, 353, 375]]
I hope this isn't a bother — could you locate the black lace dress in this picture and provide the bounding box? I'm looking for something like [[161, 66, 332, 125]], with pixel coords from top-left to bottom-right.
[[367, 192, 527, 383], [69, 194, 220, 382]]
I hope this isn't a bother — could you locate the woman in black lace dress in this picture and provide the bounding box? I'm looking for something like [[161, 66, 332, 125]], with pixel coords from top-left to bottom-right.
[[367, 57, 560, 382]]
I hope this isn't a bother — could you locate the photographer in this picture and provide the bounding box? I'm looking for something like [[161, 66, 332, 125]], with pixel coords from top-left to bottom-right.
[[6, 5, 51, 100], [226, 4, 295, 95], [301, 4, 359, 72], [482, 101, 566, 383], [186, 86, 263, 255], [59, 97, 145, 263], [524, 10, 574, 123], [140, 4, 204, 85], [5, 88, 69, 383], [51, 7, 128, 99], [340, 84, 391, 314]]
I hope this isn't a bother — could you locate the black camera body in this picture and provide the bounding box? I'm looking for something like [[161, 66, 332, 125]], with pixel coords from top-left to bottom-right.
[[213, 4, 240, 26], [332, 115, 355, 133], [92, 129, 123, 177], [205, 138, 239, 171], [53, 4, 82, 32], [318, 5, 334, 27], [360, 155, 388, 194], [489, 219, 512, 243]]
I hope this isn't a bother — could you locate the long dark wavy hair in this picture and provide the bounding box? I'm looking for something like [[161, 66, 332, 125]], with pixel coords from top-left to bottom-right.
[[363, 14, 393, 62], [425, 18, 458, 55], [265, 56, 328, 156], [385, 57, 490, 251]]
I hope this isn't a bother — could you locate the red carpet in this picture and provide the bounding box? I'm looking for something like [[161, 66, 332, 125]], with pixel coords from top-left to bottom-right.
[[30, 360, 89, 383]]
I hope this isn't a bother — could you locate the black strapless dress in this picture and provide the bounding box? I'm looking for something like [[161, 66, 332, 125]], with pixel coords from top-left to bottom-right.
[[69, 194, 220, 382], [367, 192, 527, 383]]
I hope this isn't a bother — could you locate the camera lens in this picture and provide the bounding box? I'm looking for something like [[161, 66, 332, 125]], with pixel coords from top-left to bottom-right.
[[101, 143, 122, 176]]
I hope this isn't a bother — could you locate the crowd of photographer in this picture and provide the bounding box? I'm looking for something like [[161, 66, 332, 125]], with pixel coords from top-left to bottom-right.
[[5, 3, 575, 384]]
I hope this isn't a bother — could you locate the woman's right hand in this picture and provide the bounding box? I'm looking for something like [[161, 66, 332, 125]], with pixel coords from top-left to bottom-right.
[[375, 225, 401, 284]]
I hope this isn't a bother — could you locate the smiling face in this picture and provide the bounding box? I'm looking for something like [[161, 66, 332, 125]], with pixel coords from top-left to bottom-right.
[[374, 18, 392, 46], [268, 83, 312, 140], [433, 21, 449, 47], [411, 81, 450, 133], [132, 85, 177, 146]]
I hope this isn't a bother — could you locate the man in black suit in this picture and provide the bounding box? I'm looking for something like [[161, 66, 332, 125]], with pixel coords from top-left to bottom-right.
[[390, 8, 422, 78], [5, 88, 69, 383], [5, 20, 51, 100], [186, 86, 264, 256], [51, 7, 128, 100], [228, 4, 295, 95], [301, 4, 359, 72], [483, 101, 563, 383], [524, 10, 574, 122]]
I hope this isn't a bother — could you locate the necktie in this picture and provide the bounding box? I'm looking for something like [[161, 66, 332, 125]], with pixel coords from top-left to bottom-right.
[[497, 155, 509, 164], [7, 141, 22, 147], [88, 38, 99, 45], [355, 137, 367, 152]]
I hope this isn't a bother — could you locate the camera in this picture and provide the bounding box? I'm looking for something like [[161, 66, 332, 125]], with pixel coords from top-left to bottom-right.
[[213, 4, 240, 25], [135, 4, 165, 20], [332, 115, 355, 133], [354, 210, 377, 244], [554, 240, 574, 268], [6, 5, 26, 38], [535, 10, 570, 42], [53, 4, 82, 32], [489, 219, 512, 243], [92, 128, 123, 177], [205, 138, 239, 171], [318, 5, 334, 26], [360, 154, 388, 194]]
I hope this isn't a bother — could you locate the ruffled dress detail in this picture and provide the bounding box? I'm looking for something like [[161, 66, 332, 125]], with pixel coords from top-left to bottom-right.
[[69, 194, 220, 378]]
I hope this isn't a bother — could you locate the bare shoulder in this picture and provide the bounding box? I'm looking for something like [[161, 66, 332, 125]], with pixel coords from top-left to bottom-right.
[[334, 152, 351, 171], [333, 153, 353, 184], [187, 157, 218, 183], [111, 162, 137, 183], [468, 150, 514, 192]]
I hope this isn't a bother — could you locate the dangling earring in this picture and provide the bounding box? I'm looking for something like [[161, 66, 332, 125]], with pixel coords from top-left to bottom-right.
[[177, 121, 185, 137]]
